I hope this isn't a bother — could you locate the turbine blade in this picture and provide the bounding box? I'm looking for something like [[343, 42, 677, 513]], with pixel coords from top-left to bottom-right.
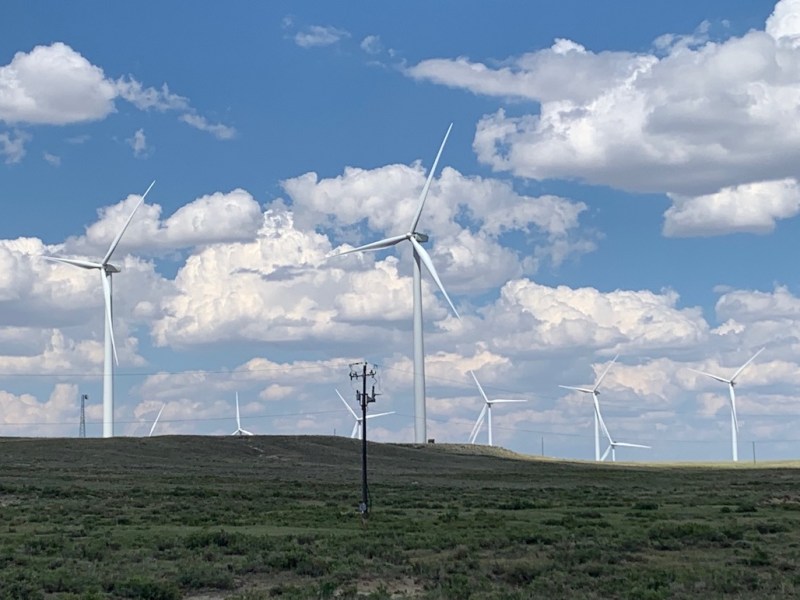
[[351, 422, 359, 439], [593, 354, 618, 392], [365, 411, 395, 419], [469, 370, 490, 404], [100, 271, 118, 366], [149, 403, 165, 437], [729, 384, 739, 432], [409, 123, 453, 234], [689, 368, 731, 384], [488, 399, 527, 404], [593, 394, 613, 444], [329, 234, 408, 258], [236, 392, 242, 429], [102, 180, 154, 265], [731, 347, 765, 383], [559, 385, 594, 394], [601, 446, 612, 461], [44, 256, 102, 270], [336, 389, 359, 419], [469, 405, 487, 443], [614, 442, 651, 449], [409, 236, 460, 318]]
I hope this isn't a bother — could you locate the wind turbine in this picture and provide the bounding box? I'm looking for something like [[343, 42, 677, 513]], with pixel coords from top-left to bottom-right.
[[45, 181, 155, 438], [332, 124, 459, 443], [148, 403, 165, 438], [594, 404, 649, 462], [231, 392, 254, 436], [467, 371, 526, 447], [559, 355, 619, 461], [690, 347, 764, 462], [336, 389, 395, 439]]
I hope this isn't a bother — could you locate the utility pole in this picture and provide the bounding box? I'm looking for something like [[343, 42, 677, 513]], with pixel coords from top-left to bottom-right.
[[350, 361, 377, 519], [79, 394, 87, 438]]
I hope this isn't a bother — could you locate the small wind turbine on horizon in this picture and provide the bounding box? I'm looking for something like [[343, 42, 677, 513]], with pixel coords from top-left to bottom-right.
[[467, 370, 526, 447], [559, 355, 619, 462], [594, 403, 649, 462], [689, 347, 764, 462], [330, 124, 459, 444], [148, 403, 165, 438], [232, 392, 254, 436], [336, 389, 395, 439], [45, 181, 155, 439]]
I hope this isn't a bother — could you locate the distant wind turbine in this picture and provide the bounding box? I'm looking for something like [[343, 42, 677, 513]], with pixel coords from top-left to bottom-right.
[[559, 355, 619, 462], [594, 403, 649, 462], [45, 181, 155, 438], [331, 124, 459, 444], [689, 347, 764, 462], [148, 403, 165, 438], [232, 392, 254, 436], [467, 371, 526, 447], [336, 389, 394, 439]]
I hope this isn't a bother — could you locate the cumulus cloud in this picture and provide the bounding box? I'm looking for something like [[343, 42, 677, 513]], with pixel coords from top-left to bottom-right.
[[127, 128, 148, 157], [486, 279, 709, 354], [664, 178, 800, 236], [360, 35, 383, 55], [0, 42, 234, 142], [294, 25, 350, 48], [0, 384, 79, 436], [406, 0, 800, 236], [43, 151, 60, 166], [179, 114, 236, 140], [0, 130, 29, 163], [282, 163, 593, 291]]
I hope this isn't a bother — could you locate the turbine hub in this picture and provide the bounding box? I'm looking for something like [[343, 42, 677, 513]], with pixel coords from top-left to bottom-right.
[[104, 264, 121, 274], [412, 232, 429, 243]]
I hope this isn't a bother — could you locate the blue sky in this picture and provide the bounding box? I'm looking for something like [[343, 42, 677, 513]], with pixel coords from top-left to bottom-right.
[[1, 0, 799, 462]]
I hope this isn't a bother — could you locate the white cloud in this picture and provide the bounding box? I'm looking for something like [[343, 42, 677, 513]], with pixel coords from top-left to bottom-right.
[[294, 25, 350, 48], [360, 35, 383, 55], [406, 1, 800, 236], [179, 114, 236, 140], [0, 42, 234, 143], [485, 279, 709, 354], [664, 178, 800, 236], [0, 130, 29, 163], [115, 78, 188, 111], [43, 151, 60, 166], [127, 128, 148, 157], [0, 42, 117, 125], [0, 384, 79, 436]]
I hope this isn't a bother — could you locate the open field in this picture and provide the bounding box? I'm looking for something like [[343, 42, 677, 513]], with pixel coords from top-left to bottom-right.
[[2, 436, 800, 599]]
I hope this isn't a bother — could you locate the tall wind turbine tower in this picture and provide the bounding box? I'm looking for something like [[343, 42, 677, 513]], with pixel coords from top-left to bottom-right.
[[559, 355, 618, 461], [46, 181, 154, 438], [332, 125, 459, 443], [690, 347, 764, 462]]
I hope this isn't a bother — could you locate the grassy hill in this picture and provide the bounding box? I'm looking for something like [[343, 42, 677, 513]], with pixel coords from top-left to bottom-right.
[[2, 435, 800, 599]]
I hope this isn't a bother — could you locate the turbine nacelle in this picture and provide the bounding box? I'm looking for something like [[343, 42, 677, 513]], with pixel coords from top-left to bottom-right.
[[104, 264, 121, 274], [412, 232, 429, 243]]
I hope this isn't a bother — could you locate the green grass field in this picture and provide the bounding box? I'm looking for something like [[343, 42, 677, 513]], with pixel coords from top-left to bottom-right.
[[2, 435, 800, 599]]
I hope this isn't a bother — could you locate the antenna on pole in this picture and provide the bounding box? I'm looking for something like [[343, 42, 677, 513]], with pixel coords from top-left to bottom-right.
[[350, 361, 377, 521], [79, 394, 87, 438]]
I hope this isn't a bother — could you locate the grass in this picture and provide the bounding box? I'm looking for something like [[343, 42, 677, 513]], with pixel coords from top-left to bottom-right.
[[2, 436, 800, 598]]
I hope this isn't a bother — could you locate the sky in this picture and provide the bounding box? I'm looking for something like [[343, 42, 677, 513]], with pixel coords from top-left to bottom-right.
[[1, 0, 799, 462]]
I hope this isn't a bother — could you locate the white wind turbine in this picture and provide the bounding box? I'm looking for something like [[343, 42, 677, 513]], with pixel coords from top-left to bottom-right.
[[231, 392, 254, 436], [45, 181, 155, 439], [336, 389, 395, 439], [595, 404, 649, 462], [559, 355, 619, 462], [689, 347, 764, 462], [332, 124, 459, 444], [148, 403, 165, 438], [467, 371, 526, 447]]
